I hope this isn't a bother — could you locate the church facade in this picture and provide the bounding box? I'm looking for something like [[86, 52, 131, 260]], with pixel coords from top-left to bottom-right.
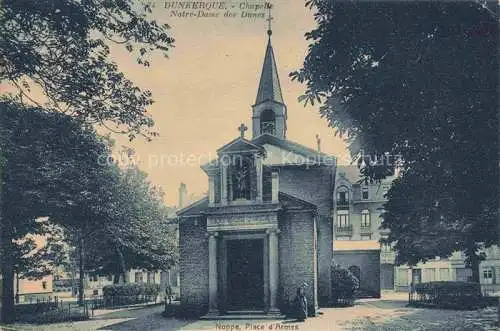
[[177, 29, 336, 317]]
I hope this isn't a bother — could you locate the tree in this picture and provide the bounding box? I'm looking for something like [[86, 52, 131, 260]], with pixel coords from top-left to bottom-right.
[[1, 0, 174, 139], [293, 0, 498, 281], [1, 1, 174, 319], [82, 165, 178, 283], [0, 101, 116, 320]]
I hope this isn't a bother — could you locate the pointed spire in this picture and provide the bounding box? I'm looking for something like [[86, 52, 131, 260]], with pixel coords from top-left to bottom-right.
[[255, 6, 283, 105]]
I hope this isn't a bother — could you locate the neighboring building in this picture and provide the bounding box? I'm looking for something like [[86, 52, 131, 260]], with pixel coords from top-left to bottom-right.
[[332, 165, 390, 297], [333, 165, 500, 296], [14, 274, 53, 302], [11, 234, 54, 302], [177, 27, 336, 317]]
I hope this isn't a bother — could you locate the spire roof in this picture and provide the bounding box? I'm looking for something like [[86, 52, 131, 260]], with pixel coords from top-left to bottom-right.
[[255, 35, 284, 105]]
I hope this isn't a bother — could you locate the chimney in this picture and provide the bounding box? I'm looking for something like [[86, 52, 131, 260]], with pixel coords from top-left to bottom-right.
[[178, 183, 187, 209], [316, 134, 321, 152]]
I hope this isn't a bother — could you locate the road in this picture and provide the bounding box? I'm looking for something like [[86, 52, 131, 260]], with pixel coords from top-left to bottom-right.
[[3, 293, 498, 331]]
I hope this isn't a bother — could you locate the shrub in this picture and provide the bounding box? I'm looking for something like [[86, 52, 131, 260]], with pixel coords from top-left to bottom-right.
[[101, 283, 160, 307], [411, 281, 484, 310], [103, 283, 160, 297], [331, 264, 359, 306]]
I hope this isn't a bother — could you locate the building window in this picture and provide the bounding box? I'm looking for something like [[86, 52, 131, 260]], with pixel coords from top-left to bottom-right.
[[42, 281, 47, 290], [336, 211, 349, 228], [107, 275, 113, 282], [135, 272, 143, 283], [361, 235, 371, 240], [483, 268, 495, 284], [362, 186, 369, 200], [336, 236, 351, 241], [147, 272, 155, 284], [382, 243, 392, 252], [336, 187, 349, 206], [361, 210, 371, 227], [260, 109, 275, 135]]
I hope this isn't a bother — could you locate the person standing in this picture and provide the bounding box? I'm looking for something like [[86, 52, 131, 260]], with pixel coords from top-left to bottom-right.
[[294, 286, 308, 321]]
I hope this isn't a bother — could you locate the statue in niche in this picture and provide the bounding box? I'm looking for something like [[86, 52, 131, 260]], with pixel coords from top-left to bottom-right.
[[232, 156, 252, 200]]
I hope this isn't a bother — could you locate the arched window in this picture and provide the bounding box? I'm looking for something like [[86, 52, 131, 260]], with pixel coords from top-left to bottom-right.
[[361, 209, 371, 227], [336, 186, 349, 206], [348, 265, 361, 283], [260, 109, 275, 135]]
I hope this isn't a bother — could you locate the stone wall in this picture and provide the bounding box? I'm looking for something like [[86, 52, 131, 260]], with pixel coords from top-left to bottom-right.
[[279, 165, 334, 306], [279, 211, 318, 315], [179, 216, 209, 315]]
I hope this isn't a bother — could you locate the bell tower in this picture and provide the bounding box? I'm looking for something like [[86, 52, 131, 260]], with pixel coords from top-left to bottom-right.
[[252, 9, 287, 139]]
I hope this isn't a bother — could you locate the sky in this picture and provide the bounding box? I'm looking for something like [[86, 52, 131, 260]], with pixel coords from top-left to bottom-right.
[[3, 1, 351, 207], [104, 1, 351, 206]]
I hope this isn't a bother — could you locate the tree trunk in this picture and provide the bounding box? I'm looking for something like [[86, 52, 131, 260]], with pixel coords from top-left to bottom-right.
[[1, 230, 15, 323], [113, 272, 120, 284], [78, 233, 85, 306], [15, 273, 19, 304], [470, 253, 480, 283], [116, 246, 127, 284]]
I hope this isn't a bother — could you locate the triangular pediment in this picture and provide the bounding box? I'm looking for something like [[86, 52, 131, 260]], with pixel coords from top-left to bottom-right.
[[217, 137, 265, 155]]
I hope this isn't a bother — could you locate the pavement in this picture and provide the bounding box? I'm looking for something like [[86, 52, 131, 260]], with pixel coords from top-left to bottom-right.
[[2, 292, 498, 331]]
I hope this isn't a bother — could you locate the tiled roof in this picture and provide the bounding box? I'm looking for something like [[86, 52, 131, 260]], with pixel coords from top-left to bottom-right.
[[252, 134, 335, 164]]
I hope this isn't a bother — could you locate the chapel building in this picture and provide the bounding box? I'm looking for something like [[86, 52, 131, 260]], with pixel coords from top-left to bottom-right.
[[177, 27, 337, 317]]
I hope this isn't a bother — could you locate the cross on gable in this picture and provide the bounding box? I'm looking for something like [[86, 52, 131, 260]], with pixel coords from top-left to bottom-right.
[[238, 123, 248, 138]]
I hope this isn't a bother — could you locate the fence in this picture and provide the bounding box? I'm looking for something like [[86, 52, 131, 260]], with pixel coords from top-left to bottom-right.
[[14, 296, 90, 323], [90, 295, 158, 310]]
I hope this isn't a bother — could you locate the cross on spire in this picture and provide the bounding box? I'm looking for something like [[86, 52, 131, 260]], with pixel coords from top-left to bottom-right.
[[266, 3, 273, 37], [238, 123, 248, 138]]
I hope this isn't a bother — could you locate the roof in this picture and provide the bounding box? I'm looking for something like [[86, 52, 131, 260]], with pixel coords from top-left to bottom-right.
[[255, 37, 284, 105], [177, 192, 317, 217], [216, 137, 265, 155], [252, 133, 335, 165], [334, 240, 381, 251], [278, 192, 317, 211], [337, 165, 363, 184], [176, 197, 209, 217], [337, 165, 397, 185]]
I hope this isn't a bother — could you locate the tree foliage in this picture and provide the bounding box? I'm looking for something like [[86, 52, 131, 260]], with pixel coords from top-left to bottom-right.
[[83, 164, 178, 279], [293, 0, 498, 273], [0, 101, 116, 319], [1, 0, 174, 139]]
